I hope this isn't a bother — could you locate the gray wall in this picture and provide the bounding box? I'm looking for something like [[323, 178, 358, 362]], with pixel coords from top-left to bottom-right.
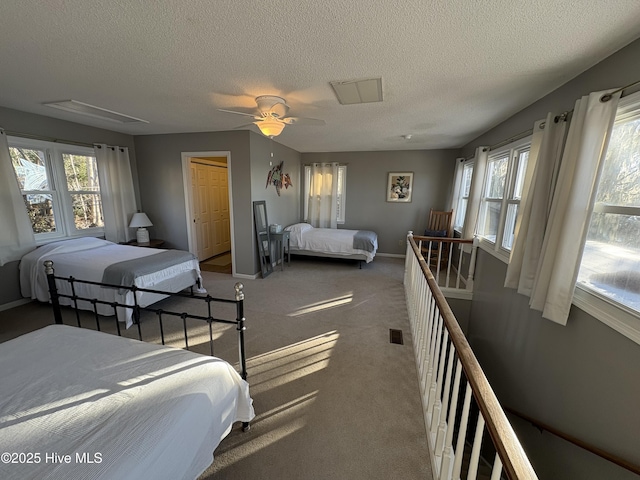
[[470, 251, 640, 479], [460, 38, 640, 478], [301, 150, 459, 254], [133, 130, 301, 276], [133, 131, 256, 275], [249, 133, 302, 272], [0, 107, 136, 307], [249, 134, 301, 227]]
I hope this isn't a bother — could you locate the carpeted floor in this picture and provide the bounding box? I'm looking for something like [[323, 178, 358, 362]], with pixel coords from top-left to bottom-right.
[[0, 256, 432, 480]]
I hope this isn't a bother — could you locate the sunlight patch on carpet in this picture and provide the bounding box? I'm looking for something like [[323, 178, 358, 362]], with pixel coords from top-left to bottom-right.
[[246, 332, 339, 395], [287, 295, 353, 317]]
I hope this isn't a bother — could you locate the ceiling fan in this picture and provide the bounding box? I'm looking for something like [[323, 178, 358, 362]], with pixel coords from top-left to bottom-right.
[[218, 95, 325, 137]]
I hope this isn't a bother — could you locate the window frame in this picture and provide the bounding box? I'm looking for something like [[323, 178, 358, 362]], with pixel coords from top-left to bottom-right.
[[574, 90, 640, 344], [8, 136, 104, 243], [303, 164, 347, 224], [476, 137, 531, 262]]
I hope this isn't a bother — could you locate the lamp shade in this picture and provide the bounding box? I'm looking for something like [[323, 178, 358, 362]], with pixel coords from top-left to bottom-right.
[[257, 119, 285, 137], [129, 212, 153, 228]]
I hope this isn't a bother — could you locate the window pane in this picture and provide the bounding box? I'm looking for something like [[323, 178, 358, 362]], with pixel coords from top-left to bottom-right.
[[71, 194, 104, 229], [486, 156, 508, 198], [462, 164, 473, 197], [513, 150, 529, 199], [10, 147, 49, 190], [478, 200, 501, 242], [502, 203, 519, 250], [579, 215, 640, 313], [456, 198, 468, 228], [578, 109, 640, 314], [63, 154, 100, 192], [24, 194, 56, 233], [595, 117, 640, 206]]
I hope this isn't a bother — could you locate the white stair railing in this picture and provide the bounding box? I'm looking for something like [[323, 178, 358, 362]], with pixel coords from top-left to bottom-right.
[[404, 232, 538, 480], [413, 233, 478, 295]]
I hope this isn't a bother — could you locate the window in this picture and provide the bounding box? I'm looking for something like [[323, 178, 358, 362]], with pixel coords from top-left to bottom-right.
[[9, 137, 104, 241], [304, 165, 346, 223], [577, 93, 640, 316], [477, 140, 530, 255], [454, 161, 473, 230]]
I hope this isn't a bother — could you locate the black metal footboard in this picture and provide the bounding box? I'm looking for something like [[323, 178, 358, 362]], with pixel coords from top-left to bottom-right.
[[43, 259, 250, 431]]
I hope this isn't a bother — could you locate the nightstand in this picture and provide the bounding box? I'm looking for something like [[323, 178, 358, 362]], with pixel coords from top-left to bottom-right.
[[270, 231, 290, 271], [126, 239, 165, 248]]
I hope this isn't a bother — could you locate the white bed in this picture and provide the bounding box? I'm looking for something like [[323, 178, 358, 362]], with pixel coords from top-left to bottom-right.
[[19, 237, 205, 328], [285, 223, 378, 264], [0, 325, 254, 480]]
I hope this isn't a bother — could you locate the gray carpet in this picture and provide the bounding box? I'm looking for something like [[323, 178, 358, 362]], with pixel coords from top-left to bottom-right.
[[0, 256, 432, 480]]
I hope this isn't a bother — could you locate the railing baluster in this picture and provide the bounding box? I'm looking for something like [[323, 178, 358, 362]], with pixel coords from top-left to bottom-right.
[[435, 338, 456, 458], [456, 244, 464, 290], [467, 414, 486, 480], [491, 453, 503, 480], [426, 306, 442, 412], [445, 242, 452, 287], [452, 382, 473, 480], [439, 357, 462, 480], [431, 329, 449, 438]]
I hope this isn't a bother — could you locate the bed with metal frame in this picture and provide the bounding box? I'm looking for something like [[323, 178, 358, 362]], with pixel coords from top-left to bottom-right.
[[0, 261, 254, 480]]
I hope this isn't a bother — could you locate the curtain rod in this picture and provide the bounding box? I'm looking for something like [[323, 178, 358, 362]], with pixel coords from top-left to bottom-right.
[[464, 110, 573, 161], [601, 78, 640, 102], [4, 130, 95, 149]]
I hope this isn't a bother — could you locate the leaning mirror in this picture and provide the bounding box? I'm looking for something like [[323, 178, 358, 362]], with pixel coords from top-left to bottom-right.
[[253, 201, 273, 278]]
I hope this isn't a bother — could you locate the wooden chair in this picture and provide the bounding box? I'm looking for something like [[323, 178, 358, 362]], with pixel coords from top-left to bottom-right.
[[425, 209, 453, 237], [422, 209, 454, 269]]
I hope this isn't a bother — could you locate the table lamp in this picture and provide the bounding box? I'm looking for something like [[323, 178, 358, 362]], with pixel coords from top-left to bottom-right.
[[129, 212, 153, 243]]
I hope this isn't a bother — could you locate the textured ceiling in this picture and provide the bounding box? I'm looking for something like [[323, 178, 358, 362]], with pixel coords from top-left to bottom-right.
[[1, 0, 639, 152]]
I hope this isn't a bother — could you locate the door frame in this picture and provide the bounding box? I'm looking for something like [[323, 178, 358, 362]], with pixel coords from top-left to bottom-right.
[[181, 151, 235, 275]]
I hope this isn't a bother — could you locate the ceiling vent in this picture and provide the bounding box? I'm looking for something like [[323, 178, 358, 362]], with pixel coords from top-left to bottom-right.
[[43, 100, 148, 124], [329, 77, 383, 105]]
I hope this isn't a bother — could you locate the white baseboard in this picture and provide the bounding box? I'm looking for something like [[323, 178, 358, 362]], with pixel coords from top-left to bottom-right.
[[232, 272, 259, 280], [0, 298, 32, 312]]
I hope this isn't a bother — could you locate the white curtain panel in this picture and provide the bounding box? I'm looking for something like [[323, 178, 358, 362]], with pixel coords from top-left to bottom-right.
[[307, 162, 338, 229], [447, 157, 466, 213], [95, 144, 137, 243], [529, 90, 621, 325], [505, 114, 566, 294], [0, 130, 37, 265], [462, 146, 489, 240]]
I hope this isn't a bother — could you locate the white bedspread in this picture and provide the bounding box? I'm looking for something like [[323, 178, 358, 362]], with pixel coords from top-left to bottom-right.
[[285, 223, 378, 263], [19, 238, 205, 328], [0, 325, 254, 480]]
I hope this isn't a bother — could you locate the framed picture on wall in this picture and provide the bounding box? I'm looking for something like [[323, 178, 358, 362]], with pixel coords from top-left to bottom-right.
[[386, 172, 413, 202]]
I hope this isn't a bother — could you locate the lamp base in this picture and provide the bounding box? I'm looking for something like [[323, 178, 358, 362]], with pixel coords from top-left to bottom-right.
[[136, 228, 150, 244]]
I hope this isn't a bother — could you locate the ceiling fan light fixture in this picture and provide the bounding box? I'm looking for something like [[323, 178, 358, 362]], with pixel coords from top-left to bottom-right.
[[257, 119, 285, 137]]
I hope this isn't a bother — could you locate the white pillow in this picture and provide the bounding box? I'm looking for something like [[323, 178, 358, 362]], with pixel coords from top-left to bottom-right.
[[285, 223, 313, 247], [285, 222, 312, 234]]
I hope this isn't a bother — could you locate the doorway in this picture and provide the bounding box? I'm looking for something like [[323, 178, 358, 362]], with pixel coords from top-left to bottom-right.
[[181, 152, 234, 275]]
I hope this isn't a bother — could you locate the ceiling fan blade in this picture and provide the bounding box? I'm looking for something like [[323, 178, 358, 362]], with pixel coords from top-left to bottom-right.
[[282, 116, 325, 126], [218, 108, 261, 119]]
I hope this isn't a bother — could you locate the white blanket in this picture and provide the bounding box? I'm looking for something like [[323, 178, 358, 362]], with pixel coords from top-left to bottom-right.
[[19, 237, 205, 328], [0, 325, 254, 480]]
